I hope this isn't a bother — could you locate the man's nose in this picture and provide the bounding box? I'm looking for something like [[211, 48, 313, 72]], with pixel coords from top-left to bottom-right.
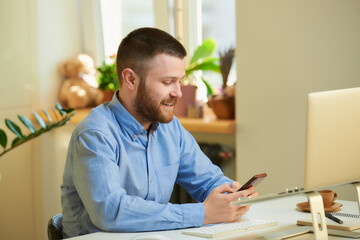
[[170, 83, 182, 98]]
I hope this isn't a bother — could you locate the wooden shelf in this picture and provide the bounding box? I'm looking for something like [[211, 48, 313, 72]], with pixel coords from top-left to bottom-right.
[[40, 108, 236, 134], [177, 117, 235, 134]]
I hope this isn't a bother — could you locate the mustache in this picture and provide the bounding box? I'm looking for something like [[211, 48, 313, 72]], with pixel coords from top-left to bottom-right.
[[161, 98, 179, 105]]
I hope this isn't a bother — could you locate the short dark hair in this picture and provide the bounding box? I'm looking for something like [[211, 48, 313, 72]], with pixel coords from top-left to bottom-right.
[[116, 27, 187, 87]]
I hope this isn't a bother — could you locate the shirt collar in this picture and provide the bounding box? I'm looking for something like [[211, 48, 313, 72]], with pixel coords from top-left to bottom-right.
[[108, 90, 158, 139]]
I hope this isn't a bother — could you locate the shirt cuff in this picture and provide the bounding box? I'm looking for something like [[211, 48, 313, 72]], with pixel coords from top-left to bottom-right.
[[181, 203, 204, 228]]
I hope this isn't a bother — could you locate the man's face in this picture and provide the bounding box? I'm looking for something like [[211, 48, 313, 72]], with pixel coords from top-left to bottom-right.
[[134, 54, 186, 124]]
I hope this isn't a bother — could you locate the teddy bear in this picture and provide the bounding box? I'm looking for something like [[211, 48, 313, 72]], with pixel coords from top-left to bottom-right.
[[59, 54, 104, 109]]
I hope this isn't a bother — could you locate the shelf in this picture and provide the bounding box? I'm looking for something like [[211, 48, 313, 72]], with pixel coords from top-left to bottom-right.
[[36, 108, 236, 134], [177, 117, 235, 134]]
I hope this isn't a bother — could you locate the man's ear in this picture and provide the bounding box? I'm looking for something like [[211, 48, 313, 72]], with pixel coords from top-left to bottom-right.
[[121, 68, 137, 91]]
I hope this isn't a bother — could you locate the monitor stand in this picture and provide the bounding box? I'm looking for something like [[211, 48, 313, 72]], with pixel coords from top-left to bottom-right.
[[262, 192, 328, 240], [353, 182, 360, 214], [307, 191, 328, 239], [264, 185, 360, 240]]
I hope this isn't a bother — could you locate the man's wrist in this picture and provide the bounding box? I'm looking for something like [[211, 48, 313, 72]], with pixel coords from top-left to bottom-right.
[[181, 203, 204, 228]]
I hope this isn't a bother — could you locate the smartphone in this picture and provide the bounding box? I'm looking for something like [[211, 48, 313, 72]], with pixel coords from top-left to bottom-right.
[[238, 173, 267, 191]]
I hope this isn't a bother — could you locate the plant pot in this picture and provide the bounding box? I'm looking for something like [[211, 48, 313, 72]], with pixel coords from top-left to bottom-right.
[[174, 85, 197, 117], [208, 96, 235, 119], [101, 90, 115, 103]]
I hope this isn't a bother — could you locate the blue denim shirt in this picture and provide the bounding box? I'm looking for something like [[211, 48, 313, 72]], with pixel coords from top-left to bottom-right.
[[61, 92, 232, 238]]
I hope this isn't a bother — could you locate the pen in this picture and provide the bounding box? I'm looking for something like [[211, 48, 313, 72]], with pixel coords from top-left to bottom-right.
[[325, 212, 343, 224]]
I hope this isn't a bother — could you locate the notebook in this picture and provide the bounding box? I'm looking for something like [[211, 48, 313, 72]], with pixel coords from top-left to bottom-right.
[[297, 212, 360, 231]]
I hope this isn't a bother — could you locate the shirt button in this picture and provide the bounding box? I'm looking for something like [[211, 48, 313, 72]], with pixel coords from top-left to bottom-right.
[[133, 134, 137, 138], [150, 178, 152, 183]]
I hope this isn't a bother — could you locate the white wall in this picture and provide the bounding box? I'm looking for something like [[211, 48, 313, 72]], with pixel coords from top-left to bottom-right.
[[235, 0, 360, 200], [35, 0, 82, 239], [0, 0, 38, 239], [0, 0, 83, 239]]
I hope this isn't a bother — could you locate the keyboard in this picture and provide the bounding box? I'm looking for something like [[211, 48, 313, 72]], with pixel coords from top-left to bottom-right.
[[182, 218, 278, 238]]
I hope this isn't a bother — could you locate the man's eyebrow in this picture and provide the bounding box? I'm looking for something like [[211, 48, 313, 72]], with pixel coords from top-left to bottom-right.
[[180, 74, 186, 80], [160, 74, 186, 80]]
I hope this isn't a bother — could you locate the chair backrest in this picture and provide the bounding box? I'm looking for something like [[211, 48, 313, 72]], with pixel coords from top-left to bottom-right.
[[47, 213, 63, 240]]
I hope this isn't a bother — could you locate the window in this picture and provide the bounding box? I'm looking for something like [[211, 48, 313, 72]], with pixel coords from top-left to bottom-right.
[[98, 0, 236, 101], [100, 0, 154, 57], [201, 0, 236, 92]]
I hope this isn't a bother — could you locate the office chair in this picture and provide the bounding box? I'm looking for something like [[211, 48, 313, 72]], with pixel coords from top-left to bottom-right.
[[47, 213, 63, 240]]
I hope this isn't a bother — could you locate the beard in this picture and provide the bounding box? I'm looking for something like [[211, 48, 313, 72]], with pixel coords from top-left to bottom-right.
[[134, 80, 178, 124]]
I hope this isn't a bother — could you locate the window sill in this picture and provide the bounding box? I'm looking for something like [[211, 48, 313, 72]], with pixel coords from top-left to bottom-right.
[[68, 108, 235, 134]]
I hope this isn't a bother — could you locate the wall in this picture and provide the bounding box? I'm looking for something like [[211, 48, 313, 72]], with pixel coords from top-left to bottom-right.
[[0, 0, 83, 239], [0, 0, 38, 239], [35, 0, 82, 239], [235, 0, 360, 200]]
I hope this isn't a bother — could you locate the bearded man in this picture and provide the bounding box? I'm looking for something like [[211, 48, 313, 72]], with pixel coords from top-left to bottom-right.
[[61, 27, 257, 238]]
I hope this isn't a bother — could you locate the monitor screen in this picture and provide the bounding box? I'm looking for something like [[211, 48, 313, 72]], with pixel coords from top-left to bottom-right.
[[305, 87, 360, 190]]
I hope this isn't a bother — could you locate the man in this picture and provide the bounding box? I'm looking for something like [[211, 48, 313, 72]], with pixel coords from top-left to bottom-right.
[[61, 27, 257, 238]]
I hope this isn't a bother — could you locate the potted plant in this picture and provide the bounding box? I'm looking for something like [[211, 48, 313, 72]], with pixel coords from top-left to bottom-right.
[[175, 38, 220, 117], [97, 55, 119, 102], [208, 47, 236, 119]]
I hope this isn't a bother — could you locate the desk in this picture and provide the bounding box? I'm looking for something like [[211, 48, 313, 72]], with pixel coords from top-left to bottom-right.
[[68, 195, 359, 239]]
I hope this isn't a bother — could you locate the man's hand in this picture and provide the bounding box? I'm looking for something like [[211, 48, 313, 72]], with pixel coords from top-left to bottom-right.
[[202, 183, 258, 225], [230, 181, 241, 192]]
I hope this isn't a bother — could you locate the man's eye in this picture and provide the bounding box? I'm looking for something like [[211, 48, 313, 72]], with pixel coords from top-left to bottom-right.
[[163, 81, 171, 85]]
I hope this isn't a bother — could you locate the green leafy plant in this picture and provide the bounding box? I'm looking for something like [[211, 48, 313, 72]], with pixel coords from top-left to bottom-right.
[[0, 103, 75, 157], [185, 38, 221, 96], [97, 55, 119, 91]]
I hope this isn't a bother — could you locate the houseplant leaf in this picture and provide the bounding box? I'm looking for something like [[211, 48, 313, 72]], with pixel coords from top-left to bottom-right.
[[186, 58, 221, 74], [0, 103, 76, 157], [201, 77, 214, 97], [5, 119, 23, 139], [62, 108, 75, 114], [18, 115, 35, 133], [51, 107, 59, 121], [11, 137, 21, 147], [55, 102, 66, 116], [190, 38, 217, 65], [42, 109, 53, 123], [0, 128, 7, 149], [97, 58, 119, 91], [32, 111, 46, 129]]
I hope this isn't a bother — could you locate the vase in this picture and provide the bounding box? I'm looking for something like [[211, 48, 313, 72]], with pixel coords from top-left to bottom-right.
[[101, 90, 115, 103], [208, 96, 235, 119]]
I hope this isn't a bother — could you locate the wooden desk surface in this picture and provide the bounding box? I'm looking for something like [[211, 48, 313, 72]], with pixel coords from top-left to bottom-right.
[[68, 108, 236, 134]]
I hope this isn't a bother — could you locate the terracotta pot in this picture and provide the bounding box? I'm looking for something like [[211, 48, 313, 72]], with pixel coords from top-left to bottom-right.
[[208, 96, 235, 119], [101, 90, 115, 103], [174, 85, 197, 117]]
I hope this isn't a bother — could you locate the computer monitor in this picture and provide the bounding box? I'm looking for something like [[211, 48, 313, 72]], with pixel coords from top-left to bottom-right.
[[305, 87, 360, 190]]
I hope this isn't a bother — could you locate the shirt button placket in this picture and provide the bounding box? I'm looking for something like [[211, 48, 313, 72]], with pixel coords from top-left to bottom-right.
[[147, 147, 151, 185], [147, 136, 155, 200]]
